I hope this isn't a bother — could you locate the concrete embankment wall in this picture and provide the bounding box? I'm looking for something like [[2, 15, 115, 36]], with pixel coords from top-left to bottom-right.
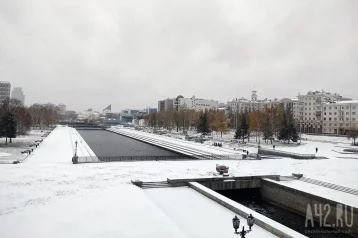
[[260, 179, 358, 237], [189, 182, 307, 238], [258, 148, 316, 159], [168, 175, 280, 191]]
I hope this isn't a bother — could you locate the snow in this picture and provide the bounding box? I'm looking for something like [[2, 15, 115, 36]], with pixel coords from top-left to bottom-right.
[[145, 186, 278, 237], [109, 127, 244, 156], [0, 126, 358, 237], [265, 179, 358, 208], [189, 182, 306, 238], [0, 185, 189, 238], [0, 130, 47, 162]]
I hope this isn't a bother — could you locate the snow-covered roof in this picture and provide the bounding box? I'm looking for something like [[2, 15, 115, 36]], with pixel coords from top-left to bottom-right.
[[330, 100, 358, 104]]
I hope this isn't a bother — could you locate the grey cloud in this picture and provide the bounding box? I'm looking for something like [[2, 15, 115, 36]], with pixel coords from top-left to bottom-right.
[[0, 0, 357, 112]]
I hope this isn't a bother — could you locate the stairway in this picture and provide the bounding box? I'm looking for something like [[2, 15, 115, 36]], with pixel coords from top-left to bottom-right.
[[132, 180, 173, 189], [299, 177, 358, 196]]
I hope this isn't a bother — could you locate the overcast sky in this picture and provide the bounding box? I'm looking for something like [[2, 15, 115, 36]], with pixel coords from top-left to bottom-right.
[[1, 0, 357, 112]]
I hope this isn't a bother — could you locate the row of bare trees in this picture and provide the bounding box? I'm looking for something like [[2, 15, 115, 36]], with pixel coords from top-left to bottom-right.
[[143, 109, 230, 136], [0, 99, 60, 144]]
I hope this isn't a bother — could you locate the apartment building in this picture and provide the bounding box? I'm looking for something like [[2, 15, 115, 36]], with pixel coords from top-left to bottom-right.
[[11, 87, 25, 105], [0, 81, 11, 103], [322, 100, 358, 134], [297, 90, 349, 133], [175, 95, 218, 111], [158, 98, 174, 112], [227, 89, 297, 115]]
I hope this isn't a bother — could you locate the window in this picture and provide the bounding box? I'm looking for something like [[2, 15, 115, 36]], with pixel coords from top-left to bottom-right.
[[309, 118, 311, 120], [346, 112, 349, 115], [334, 123, 337, 126], [334, 118, 337, 121], [353, 106, 356, 109], [305, 118, 307, 120], [353, 112, 356, 115], [324, 112, 326, 115], [305, 103, 307, 105], [324, 123, 326, 126], [346, 106, 349, 109], [334, 112, 337, 115], [329, 123, 332, 126], [329, 118, 331, 120], [324, 118, 326, 120], [329, 112, 332, 115], [346, 118, 349, 121], [305, 113, 307, 115], [309, 108, 311, 110], [309, 113, 311, 115], [329, 107, 332, 109], [346, 123, 349, 126], [340, 123, 343, 126], [324, 107, 326, 110], [335, 107, 337, 109], [353, 118, 356, 121], [309, 103, 311, 105], [305, 108, 307, 110]]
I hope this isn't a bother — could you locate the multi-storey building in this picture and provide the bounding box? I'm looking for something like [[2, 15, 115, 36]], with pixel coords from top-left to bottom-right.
[[159, 95, 218, 112], [11, 87, 25, 105], [158, 98, 174, 112], [227, 89, 297, 114], [322, 100, 358, 134], [297, 90, 350, 133], [0, 81, 11, 103], [175, 95, 218, 111], [58, 103, 66, 115]]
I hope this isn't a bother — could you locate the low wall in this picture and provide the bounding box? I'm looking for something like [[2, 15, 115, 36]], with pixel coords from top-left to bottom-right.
[[168, 175, 280, 190], [258, 148, 316, 159], [189, 182, 306, 238], [261, 179, 358, 237]]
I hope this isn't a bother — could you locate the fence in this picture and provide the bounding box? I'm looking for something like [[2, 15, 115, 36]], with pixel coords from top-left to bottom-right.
[[75, 154, 243, 163], [258, 148, 316, 159]]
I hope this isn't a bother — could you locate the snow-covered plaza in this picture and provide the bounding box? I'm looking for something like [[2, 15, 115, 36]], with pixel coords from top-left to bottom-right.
[[0, 126, 357, 237]]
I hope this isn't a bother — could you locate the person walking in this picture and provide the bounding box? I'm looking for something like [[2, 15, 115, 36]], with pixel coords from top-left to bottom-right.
[[316, 147, 318, 153], [273, 145, 276, 150]]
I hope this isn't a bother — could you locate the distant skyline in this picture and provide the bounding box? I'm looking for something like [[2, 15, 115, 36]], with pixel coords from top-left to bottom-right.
[[1, 0, 357, 112]]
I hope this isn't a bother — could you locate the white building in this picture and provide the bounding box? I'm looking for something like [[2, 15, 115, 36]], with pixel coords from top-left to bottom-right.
[[227, 89, 296, 114], [297, 90, 349, 133], [175, 95, 218, 111], [11, 87, 25, 105], [58, 103, 66, 115], [0, 81, 11, 103], [322, 100, 358, 134]]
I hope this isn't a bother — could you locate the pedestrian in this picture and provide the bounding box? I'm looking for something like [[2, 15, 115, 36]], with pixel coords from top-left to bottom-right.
[[273, 145, 275, 150], [316, 147, 318, 153], [247, 151, 249, 155]]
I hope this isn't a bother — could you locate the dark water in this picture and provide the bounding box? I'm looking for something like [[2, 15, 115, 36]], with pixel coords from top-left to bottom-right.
[[217, 189, 353, 238], [78, 130, 180, 157]]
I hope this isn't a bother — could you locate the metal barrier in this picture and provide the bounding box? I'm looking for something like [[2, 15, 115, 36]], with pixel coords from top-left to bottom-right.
[[75, 154, 243, 163], [258, 148, 316, 159]]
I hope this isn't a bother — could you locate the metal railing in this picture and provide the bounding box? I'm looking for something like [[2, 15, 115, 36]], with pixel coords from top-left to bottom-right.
[[75, 154, 243, 163]]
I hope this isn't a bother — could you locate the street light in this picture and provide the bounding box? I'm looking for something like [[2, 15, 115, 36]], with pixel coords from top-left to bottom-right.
[[232, 214, 255, 237]]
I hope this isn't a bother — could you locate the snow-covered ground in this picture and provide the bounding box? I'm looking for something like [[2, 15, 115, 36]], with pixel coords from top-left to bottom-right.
[[0, 130, 48, 162], [1, 126, 358, 237], [145, 187, 279, 238]]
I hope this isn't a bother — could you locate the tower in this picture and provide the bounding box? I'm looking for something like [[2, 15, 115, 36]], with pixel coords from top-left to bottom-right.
[[251, 87, 257, 101]]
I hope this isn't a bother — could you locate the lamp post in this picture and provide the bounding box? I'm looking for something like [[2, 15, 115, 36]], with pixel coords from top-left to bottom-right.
[[232, 214, 255, 238], [74, 141, 78, 157]]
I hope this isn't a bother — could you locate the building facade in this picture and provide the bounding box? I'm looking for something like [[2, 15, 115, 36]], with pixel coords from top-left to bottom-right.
[[58, 103, 66, 115], [322, 100, 358, 134], [11, 87, 25, 105], [227, 89, 296, 114], [0, 81, 11, 103], [297, 91, 349, 133], [158, 98, 174, 112], [175, 95, 218, 111], [143, 107, 157, 114]]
